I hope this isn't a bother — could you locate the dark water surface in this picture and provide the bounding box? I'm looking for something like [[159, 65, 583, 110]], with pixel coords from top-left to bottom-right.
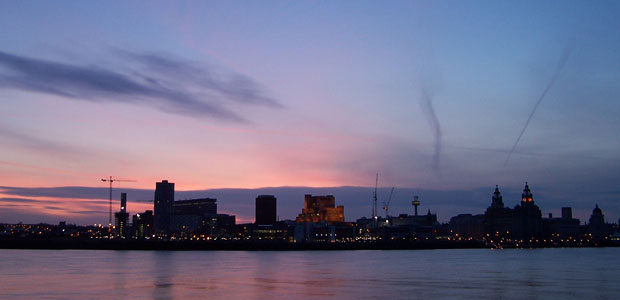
[[1, 248, 618, 299]]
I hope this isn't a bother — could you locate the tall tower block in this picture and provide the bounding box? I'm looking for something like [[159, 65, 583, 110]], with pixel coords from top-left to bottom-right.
[[255, 195, 277, 225], [154, 180, 174, 237]]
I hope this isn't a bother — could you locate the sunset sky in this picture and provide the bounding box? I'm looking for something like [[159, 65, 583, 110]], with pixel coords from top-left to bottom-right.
[[1, 1, 619, 224]]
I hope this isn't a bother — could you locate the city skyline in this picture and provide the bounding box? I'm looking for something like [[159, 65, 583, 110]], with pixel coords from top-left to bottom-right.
[[0, 180, 614, 226], [2, 179, 615, 249], [1, 2, 619, 225]]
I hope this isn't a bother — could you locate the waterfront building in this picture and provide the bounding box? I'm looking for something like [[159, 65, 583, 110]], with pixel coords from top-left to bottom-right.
[[132, 210, 154, 239], [355, 209, 440, 240], [387, 210, 439, 239], [154, 180, 174, 237], [483, 183, 543, 242], [295, 194, 344, 223], [255, 195, 277, 225], [114, 192, 129, 238], [449, 214, 485, 239], [512, 182, 543, 241], [152, 180, 234, 238], [174, 198, 217, 215], [588, 204, 609, 240], [542, 207, 580, 240], [203, 214, 236, 238], [293, 222, 355, 243], [170, 198, 217, 236], [165, 197, 238, 238], [483, 185, 513, 239]]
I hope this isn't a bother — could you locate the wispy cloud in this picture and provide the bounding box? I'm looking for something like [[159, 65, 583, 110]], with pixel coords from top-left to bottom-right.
[[504, 42, 574, 165], [420, 88, 442, 175], [0, 197, 40, 203], [0, 126, 87, 158], [0, 50, 281, 122], [115, 50, 282, 108], [0, 186, 142, 200]]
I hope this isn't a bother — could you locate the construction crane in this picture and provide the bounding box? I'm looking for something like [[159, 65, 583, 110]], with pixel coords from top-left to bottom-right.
[[382, 187, 395, 218], [372, 173, 379, 220], [101, 176, 136, 228]]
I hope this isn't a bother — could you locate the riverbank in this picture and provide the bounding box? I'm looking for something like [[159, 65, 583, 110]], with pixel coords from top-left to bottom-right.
[[2, 238, 618, 250], [0, 238, 489, 250]]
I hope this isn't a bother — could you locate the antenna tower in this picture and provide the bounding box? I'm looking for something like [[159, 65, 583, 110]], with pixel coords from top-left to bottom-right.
[[372, 173, 378, 219]]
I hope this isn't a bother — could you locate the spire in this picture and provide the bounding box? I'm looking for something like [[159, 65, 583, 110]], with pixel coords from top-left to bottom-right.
[[521, 182, 533, 204], [492, 185, 504, 208]]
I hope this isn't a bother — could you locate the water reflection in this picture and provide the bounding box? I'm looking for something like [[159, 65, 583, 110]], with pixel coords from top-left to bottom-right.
[[1, 248, 619, 299], [152, 251, 175, 300], [112, 251, 129, 296]]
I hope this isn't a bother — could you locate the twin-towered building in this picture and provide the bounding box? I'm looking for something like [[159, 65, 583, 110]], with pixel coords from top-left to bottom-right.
[[481, 182, 612, 243], [484, 182, 544, 241]]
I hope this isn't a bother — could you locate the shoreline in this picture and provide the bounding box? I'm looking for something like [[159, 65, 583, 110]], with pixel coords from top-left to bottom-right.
[[1, 238, 617, 251], [0, 238, 486, 251]]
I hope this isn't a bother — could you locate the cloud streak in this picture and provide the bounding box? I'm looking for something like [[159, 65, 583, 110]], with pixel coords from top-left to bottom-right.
[[0, 50, 280, 122], [420, 88, 442, 174], [504, 43, 574, 165], [116, 51, 282, 108]]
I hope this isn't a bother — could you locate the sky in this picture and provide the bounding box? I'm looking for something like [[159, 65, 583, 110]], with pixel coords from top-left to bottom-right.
[[0, 1, 619, 225]]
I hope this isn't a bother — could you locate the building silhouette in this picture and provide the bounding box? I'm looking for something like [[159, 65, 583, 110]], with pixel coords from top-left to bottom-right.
[[203, 214, 236, 238], [562, 207, 572, 219], [293, 194, 352, 242], [542, 207, 580, 240], [450, 214, 484, 239], [588, 204, 608, 240], [114, 192, 129, 238], [484, 185, 512, 239], [255, 195, 277, 225], [170, 198, 218, 236], [151, 180, 237, 238], [154, 180, 174, 237], [483, 183, 543, 242], [132, 210, 153, 239], [512, 182, 543, 241], [174, 198, 217, 215]]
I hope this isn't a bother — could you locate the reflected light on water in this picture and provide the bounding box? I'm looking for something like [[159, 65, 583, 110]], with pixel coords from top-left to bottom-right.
[[1, 249, 619, 299]]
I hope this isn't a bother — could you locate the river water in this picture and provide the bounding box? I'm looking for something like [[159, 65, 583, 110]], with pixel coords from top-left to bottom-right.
[[1, 248, 618, 299]]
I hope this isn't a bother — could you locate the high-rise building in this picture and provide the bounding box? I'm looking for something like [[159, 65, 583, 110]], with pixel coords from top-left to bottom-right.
[[170, 198, 218, 234], [255, 195, 277, 225], [114, 192, 129, 238], [174, 198, 217, 215], [203, 214, 236, 238], [132, 210, 154, 239], [154, 180, 174, 237], [296, 194, 344, 223]]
